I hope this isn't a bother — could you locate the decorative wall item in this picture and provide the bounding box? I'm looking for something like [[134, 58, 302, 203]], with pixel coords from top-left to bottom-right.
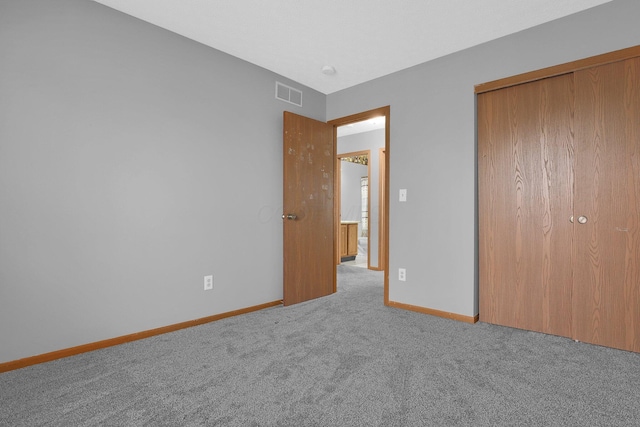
[[341, 155, 368, 165]]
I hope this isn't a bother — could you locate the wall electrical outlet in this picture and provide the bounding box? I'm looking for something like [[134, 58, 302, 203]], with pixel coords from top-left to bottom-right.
[[204, 275, 213, 291], [398, 268, 406, 282]]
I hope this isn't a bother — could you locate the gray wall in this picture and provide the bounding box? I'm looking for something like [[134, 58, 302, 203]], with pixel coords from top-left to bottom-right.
[[327, 0, 640, 318], [0, 0, 325, 363], [338, 129, 385, 268], [340, 161, 366, 226]]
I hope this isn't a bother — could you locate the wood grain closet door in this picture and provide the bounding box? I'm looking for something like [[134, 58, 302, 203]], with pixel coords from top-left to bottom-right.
[[573, 58, 640, 352], [478, 74, 574, 337]]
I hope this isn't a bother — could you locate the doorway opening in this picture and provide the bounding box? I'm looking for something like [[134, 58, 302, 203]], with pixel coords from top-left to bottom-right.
[[337, 150, 370, 268], [329, 106, 390, 303]]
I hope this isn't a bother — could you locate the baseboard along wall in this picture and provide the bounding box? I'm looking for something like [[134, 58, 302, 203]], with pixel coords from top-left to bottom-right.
[[387, 300, 479, 324], [0, 300, 282, 374]]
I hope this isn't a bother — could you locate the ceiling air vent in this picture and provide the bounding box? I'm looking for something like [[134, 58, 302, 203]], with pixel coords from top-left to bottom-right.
[[275, 82, 302, 107]]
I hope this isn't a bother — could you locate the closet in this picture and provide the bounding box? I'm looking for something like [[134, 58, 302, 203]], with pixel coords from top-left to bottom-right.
[[477, 46, 640, 353]]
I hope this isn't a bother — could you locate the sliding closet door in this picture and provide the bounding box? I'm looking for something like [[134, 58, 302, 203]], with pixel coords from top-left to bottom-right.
[[478, 74, 574, 337], [573, 58, 640, 352]]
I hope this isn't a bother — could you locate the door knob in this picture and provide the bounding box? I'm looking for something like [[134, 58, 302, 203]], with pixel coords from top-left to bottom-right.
[[282, 214, 297, 220], [578, 216, 588, 224], [569, 216, 574, 223]]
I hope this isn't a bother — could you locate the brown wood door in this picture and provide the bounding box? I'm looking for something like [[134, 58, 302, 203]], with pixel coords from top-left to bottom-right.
[[283, 111, 336, 306], [573, 58, 640, 352], [478, 74, 575, 337]]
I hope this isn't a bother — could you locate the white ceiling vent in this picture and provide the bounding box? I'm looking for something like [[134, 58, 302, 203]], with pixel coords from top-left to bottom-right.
[[275, 82, 302, 107]]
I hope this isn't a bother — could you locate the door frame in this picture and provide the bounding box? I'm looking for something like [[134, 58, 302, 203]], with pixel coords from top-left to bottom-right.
[[328, 106, 390, 304]]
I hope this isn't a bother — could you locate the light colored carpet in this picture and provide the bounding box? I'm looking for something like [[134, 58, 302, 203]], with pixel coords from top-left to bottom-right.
[[1, 265, 639, 426]]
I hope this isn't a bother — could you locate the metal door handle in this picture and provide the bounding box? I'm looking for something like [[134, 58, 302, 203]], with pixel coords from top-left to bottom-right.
[[569, 216, 574, 223], [282, 214, 297, 220]]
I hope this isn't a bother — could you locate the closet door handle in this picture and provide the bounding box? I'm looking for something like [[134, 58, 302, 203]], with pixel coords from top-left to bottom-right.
[[578, 216, 588, 224], [569, 216, 574, 223]]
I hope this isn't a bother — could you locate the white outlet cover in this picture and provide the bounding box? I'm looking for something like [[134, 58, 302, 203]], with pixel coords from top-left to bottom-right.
[[204, 275, 213, 290]]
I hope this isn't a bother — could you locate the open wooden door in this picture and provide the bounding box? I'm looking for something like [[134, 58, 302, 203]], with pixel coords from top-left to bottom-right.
[[283, 111, 336, 306]]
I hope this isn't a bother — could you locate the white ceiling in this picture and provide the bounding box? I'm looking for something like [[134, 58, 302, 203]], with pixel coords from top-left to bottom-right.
[[337, 117, 385, 138], [92, 0, 611, 95]]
